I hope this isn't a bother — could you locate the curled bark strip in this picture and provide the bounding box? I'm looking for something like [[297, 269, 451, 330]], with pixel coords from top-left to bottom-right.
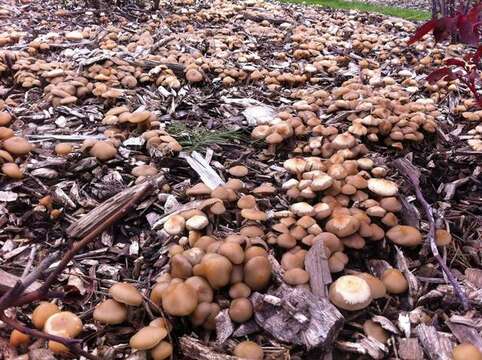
[[392, 158, 469, 310]]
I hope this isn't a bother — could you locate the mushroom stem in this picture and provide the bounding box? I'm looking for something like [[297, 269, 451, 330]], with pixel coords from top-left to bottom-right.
[[392, 158, 469, 310]]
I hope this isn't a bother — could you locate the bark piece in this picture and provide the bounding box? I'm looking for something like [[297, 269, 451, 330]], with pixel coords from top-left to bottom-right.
[[251, 285, 343, 349], [415, 324, 455, 360], [304, 239, 332, 299], [0, 269, 41, 294], [398, 338, 424, 360], [446, 319, 482, 352], [215, 309, 234, 346], [180, 336, 238, 360]]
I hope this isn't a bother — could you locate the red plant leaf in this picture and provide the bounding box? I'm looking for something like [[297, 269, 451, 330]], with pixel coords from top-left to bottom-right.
[[434, 17, 458, 42], [465, 45, 482, 63], [426, 67, 452, 83], [457, 16, 480, 44], [407, 19, 437, 45], [445, 58, 466, 67], [467, 4, 482, 22]]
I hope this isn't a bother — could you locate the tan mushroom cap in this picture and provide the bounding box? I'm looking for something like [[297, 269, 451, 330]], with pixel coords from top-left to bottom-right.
[[435, 229, 452, 246], [164, 214, 186, 235], [229, 282, 252, 299], [162, 282, 198, 316], [132, 164, 158, 177], [325, 215, 360, 237], [381, 269, 408, 294], [244, 255, 272, 290], [233, 341, 264, 360], [185, 276, 214, 303], [0, 111, 12, 126], [186, 214, 209, 230], [32, 302, 60, 329], [241, 208, 267, 221], [55, 143, 73, 156], [10, 329, 30, 347], [229, 165, 248, 177], [109, 282, 143, 306], [197, 254, 233, 288], [328, 252, 349, 273], [386, 225, 423, 246], [151, 341, 173, 360], [355, 273, 386, 299], [283, 268, 310, 285], [3, 136, 33, 156], [363, 320, 388, 343], [93, 299, 127, 325], [186, 183, 211, 196], [367, 178, 399, 196], [129, 326, 167, 350], [48, 330, 70, 353], [329, 275, 372, 311], [453, 343, 482, 360], [2, 162, 22, 179], [237, 195, 257, 209], [229, 298, 253, 323], [219, 242, 245, 264], [186, 69, 203, 83], [44, 311, 83, 338], [89, 141, 117, 161]]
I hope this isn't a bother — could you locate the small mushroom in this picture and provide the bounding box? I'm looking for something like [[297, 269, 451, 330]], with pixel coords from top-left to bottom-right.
[[44, 311, 83, 338], [325, 215, 360, 237], [89, 141, 117, 161], [229, 282, 252, 299], [109, 282, 143, 306], [228, 298, 253, 323], [233, 341, 264, 360], [244, 256, 272, 290], [162, 282, 198, 316], [435, 229, 452, 246], [55, 143, 73, 156], [151, 341, 173, 360], [9, 330, 30, 347], [185, 276, 214, 303], [355, 273, 386, 299], [132, 164, 158, 177], [386, 225, 422, 246], [32, 302, 60, 329], [0, 111, 12, 126], [93, 299, 127, 325], [3, 136, 33, 156], [328, 275, 372, 311], [218, 242, 245, 264], [186, 214, 209, 230], [164, 214, 186, 235], [452, 343, 482, 360], [363, 320, 388, 343], [367, 178, 398, 196], [381, 269, 408, 294], [283, 268, 310, 285], [229, 165, 248, 177], [2, 163, 22, 179], [328, 252, 349, 273], [129, 326, 167, 350]]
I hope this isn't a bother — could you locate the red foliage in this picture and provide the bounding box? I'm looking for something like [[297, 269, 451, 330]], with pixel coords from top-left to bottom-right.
[[409, 3, 482, 106]]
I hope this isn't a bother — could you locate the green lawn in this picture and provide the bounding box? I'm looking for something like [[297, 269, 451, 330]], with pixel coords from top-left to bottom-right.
[[281, 0, 431, 21]]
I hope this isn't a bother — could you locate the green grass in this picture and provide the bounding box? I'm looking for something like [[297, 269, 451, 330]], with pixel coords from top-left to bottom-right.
[[281, 0, 431, 21], [167, 122, 249, 151]]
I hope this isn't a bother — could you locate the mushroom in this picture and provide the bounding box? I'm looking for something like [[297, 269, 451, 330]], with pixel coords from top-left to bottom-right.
[[237, 195, 257, 209], [0, 111, 12, 126], [93, 299, 127, 325], [452, 343, 482, 360], [132, 164, 158, 178], [328, 275, 372, 311], [244, 256, 272, 290], [355, 273, 386, 299], [170, 254, 193, 279], [3, 136, 33, 156], [233, 341, 264, 360], [228, 298, 253, 323], [218, 242, 245, 264], [32, 302, 60, 329], [381, 269, 408, 294], [89, 141, 117, 161], [2, 163, 22, 179], [186, 214, 209, 230], [229, 282, 251, 299], [283, 268, 310, 285], [162, 282, 198, 316], [328, 252, 349, 273], [241, 208, 267, 221], [367, 178, 398, 196], [229, 165, 248, 177], [196, 254, 232, 289], [185, 276, 214, 303], [109, 282, 143, 306], [129, 326, 167, 350], [435, 229, 452, 246], [363, 319, 388, 343], [10, 330, 30, 347], [44, 311, 83, 338], [151, 341, 173, 360], [386, 225, 422, 246], [164, 214, 186, 235], [325, 215, 360, 237], [190, 302, 220, 329]]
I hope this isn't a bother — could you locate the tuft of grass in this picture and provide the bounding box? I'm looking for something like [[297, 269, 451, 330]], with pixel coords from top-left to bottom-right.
[[167, 122, 249, 151], [280, 0, 431, 21]]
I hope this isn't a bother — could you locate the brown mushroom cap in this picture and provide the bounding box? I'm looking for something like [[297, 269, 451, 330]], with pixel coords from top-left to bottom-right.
[[44, 311, 83, 338], [229, 298, 253, 323], [283, 268, 310, 285], [244, 246, 268, 262], [197, 254, 233, 288], [109, 282, 143, 306], [233, 341, 264, 360], [244, 256, 272, 290], [162, 282, 198, 316], [10, 329, 30, 347], [453, 343, 482, 360], [2, 162, 22, 179], [89, 141, 117, 161], [132, 164, 158, 177], [170, 254, 193, 279], [93, 299, 127, 325], [380, 197, 402, 212], [355, 273, 386, 299], [363, 320, 388, 343], [151, 341, 173, 360], [367, 178, 398, 196], [237, 195, 257, 209], [386, 225, 423, 246], [328, 252, 349, 273], [435, 229, 452, 246], [164, 214, 186, 235], [381, 269, 408, 294], [325, 215, 360, 237], [229, 165, 248, 177], [129, 326, 167, 350], [328, 275, 372, 311], [3, 136, 33, 156], [55, 143, 73, 156], [219, 242, 245, 264], [241, 208, 267, 221], [185, 276, 214, 303], [229, 282, 252, 299], [48, 330, 70, 353], [0, 111, 12, 126], [32, 302, 60, 329], [186, 214, 209, 230]]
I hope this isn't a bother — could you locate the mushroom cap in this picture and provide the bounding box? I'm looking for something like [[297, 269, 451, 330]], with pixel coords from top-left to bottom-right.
[[367, 178, 399, 196], [219, 242, 245, 265], [381, 269, 408, 294], [244, 246, 268, 262], [244, 256, 272, 290], [229, 298, 253, 323], [435, 229, 452, 246], [151, 341, 173, 360], [363, 320, 388, 343], [129, 326, 167, 350], [44, 311, 83, 338], [48, 331, 70, 353], [10, 329, 30, 347], [186, 183, 211, 196], [89, 141, 117, 161], [386, 225, 422, 246], [325, 215, 360, 237], [0, 111, 12, 126], [355, 273, 386, 299], [237, 195, 257, 209], [132, 164, 158, 177], [229, 165, 248, 177], [93, 299, 127, 325], [283, 268, 310, 285], [453, 344, 482, 360], [55, 143, 73, 156], [186, 214, 209, 230], [229, 282, 252, 299], [2, 162, 22, 179], [32, 302, 60, 329], [233, 341, 264, 360], [185, 276, 214, 303], [241, 208, 267, 221], [186, 69, 203, 83], [3, 136, 33, 156], [164, 214, 186, 235], [198, 254, 233, 288], [170, 254, 193, 279], [314, 232, 343, 253], [109, 282, 143, 306], [379, 197, 402, 212], [328, 275, 372, 311], [162, 282, 198, 316], [328, 252, 349, 273]]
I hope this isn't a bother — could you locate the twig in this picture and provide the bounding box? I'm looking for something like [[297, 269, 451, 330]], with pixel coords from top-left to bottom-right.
[[21, 245, 37, 278], [392, 158, 469, 310]]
